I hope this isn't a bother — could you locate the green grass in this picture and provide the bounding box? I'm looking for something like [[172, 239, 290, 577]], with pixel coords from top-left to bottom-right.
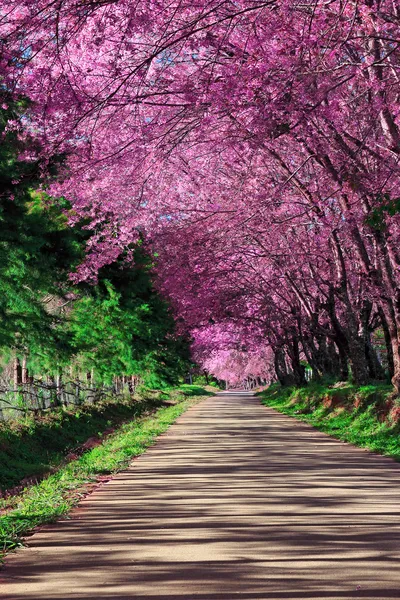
[[0, 392, 208, 558], [169, 384, 215, 396], [0, 384, 212, 493], [258, 381, 400, 459], [0, 398, 155, 493]]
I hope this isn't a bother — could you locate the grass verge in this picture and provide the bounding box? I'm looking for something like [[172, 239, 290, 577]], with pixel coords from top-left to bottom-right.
[[258, 381, 400, 459], [0, 384, 212, 493], [0, 390, 209, 559]]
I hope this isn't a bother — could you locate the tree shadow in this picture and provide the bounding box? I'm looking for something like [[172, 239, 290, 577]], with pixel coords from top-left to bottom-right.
[[2, 394, 400, 599]]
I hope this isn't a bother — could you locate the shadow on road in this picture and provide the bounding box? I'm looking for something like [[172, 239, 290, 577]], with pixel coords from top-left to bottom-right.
[[2, 395, 400, 599]]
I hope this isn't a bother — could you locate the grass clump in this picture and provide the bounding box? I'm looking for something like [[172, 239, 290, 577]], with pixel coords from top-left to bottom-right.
[[258, 381, 400, 459], [0, 393, 208, 558]]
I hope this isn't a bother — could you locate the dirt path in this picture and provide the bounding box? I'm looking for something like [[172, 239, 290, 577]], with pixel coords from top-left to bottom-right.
[[2, 393, 400, 600]]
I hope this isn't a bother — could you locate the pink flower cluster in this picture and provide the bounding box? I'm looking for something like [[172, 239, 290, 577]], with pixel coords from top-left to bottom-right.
[[2, 1, 400, 385]]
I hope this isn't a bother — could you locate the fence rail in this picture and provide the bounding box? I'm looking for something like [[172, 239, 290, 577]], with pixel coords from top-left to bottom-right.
[[0, 377, 138, 420]]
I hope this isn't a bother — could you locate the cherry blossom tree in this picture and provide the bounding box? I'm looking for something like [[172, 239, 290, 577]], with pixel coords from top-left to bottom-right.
[[1, 0, 400, 387]]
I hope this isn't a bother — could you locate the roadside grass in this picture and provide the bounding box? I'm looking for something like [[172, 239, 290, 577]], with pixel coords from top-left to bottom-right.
[[167, 384, 216, 396], [0, 391, 208, 559], [258, 381, 400, 459], [0, 397, 156, 494], [0, 384, 212, 494]]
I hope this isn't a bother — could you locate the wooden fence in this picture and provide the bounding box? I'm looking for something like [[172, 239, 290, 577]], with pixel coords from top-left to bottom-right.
[[0, 376, 139, 421]]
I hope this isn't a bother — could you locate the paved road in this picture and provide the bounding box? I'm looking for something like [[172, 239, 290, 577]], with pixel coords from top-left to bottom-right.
[[2, 393, 400, 599]]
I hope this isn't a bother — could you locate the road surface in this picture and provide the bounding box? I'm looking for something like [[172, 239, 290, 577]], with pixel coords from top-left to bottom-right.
[[2, 392, 400, 599]]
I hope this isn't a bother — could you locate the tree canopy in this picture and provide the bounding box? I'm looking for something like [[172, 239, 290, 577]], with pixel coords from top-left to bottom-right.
[[1, 1, 400, 388]]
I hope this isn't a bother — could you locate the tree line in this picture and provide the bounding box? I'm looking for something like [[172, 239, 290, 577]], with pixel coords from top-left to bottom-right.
[[1, 1, 400, 390], [0, 99, 191, 416]]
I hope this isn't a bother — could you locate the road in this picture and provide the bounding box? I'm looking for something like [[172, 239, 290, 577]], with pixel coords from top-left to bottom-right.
[[1, 392, 400, 599]]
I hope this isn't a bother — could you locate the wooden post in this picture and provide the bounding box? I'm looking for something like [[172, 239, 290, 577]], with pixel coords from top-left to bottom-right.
[[13, 356, 22, 388], [22, 356, 28, 384], [56, 370, 63, 406]]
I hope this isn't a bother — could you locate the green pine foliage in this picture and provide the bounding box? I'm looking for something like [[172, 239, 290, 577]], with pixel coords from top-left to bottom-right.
[[0, 99, 192, 398], [67, 250, 192, 386], [0, 100, 85, 356]]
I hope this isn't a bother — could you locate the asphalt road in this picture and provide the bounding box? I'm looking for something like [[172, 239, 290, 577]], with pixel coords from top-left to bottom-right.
[[2, 392, 400, 599]]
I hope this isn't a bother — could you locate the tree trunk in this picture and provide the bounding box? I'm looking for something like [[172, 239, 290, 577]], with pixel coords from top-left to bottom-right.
[[346, 337, 369, 385], [365, 337, 386, 380], [288, 337, 307, 387], [335, 341, 349, 381], [378, 301, 400, 393], [325, 340, 341, 378], [13, 356, 22, 388], [388, 323, 400, 394], [274, 348, 290, 386], [300, 334, 321, 381], [378, 307, 395, 379]]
